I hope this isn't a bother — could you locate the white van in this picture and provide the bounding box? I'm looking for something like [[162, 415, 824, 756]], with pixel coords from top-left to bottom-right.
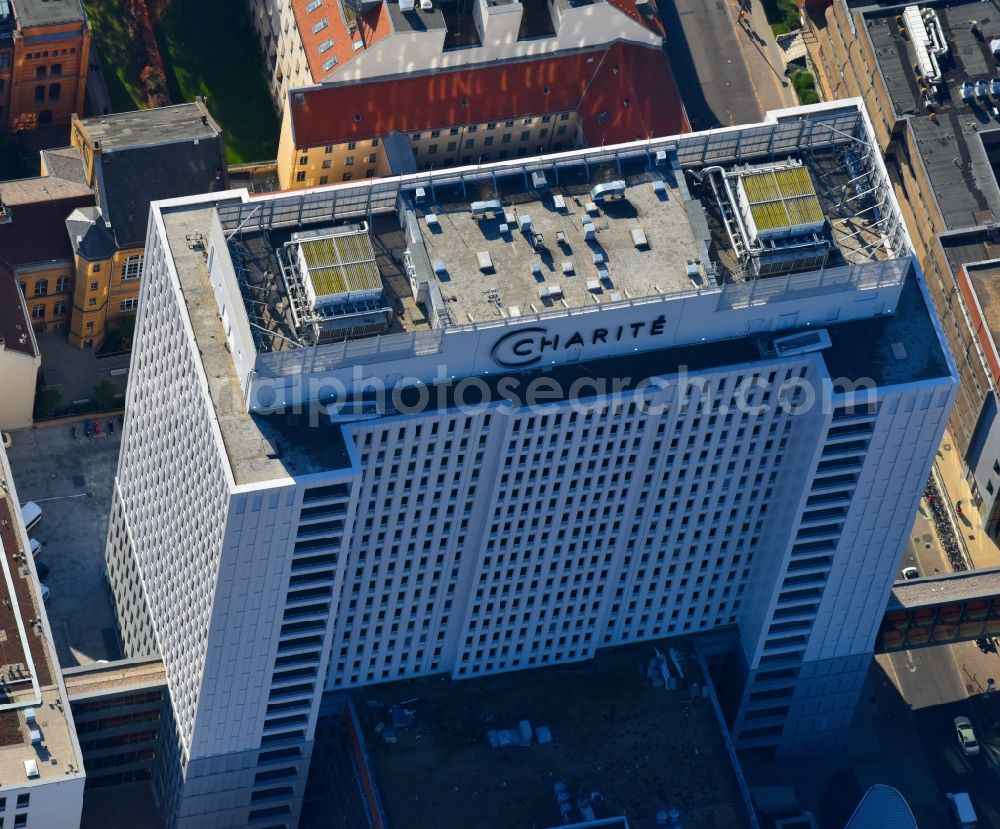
[[28, 539, 41, 559], [947, 792, 978, 829], [19, 502, 41, 533]]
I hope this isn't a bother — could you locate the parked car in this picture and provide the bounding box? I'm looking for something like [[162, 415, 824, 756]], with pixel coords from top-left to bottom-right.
[[19, 502, 41, 532], [955, 716, 980, 756], [1, 432, 11, 449], [902, 566, 920, 580], [28, 539, 41, 559], [39, 584, 49, 603]]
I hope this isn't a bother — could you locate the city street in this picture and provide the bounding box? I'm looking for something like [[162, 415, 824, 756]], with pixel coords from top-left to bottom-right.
[[878, 457, 1000, 828], [657, 0, 797, 131], [899, 506, 953, 580], [657, 0, 762, 129], [881, 641, 1000, 828]]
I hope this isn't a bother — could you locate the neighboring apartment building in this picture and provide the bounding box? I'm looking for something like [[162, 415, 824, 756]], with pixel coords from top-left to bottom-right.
[[0, 445, 87, 825], [250, 0, 663, 115], [0, 101, 227, 350], [0, 168, 94, 341], [803, 0, 1000, 537], [0, 274, 40, 429], [277, 40, 687, 188], [64, 102, 228, 348], [62, 656, 167, 790], [104, 100, 955, 828], [0, 0, 90, 131]]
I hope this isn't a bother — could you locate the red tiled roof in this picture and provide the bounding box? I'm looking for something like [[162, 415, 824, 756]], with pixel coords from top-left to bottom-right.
[[291, 0, 392, 84], [290, 42, 687, 149], [578, 41, 689, 144], [607, 0, 664, 37]]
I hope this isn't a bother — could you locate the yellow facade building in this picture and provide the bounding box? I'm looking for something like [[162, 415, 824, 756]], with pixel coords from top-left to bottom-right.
[[277, 42, 687, 190], [60, 102, 227, 348]]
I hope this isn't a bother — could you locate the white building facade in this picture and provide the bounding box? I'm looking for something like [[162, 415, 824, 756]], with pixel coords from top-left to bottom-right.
[[105, 102, 957, 828], [0, 450, 86, 829]]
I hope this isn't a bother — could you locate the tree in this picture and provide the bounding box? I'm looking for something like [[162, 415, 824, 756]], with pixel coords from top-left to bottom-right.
[[34, 388, 63, 420], [116, 315, 137, 351], [93, 380, 118, 411]]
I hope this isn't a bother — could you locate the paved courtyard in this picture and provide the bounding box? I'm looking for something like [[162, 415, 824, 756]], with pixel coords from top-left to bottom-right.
[[35, 332, 130, 415], [4, 422, 122, 668]]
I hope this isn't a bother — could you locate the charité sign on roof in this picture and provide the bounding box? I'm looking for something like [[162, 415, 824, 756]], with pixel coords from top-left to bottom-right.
[[490, 314, 671, 368]]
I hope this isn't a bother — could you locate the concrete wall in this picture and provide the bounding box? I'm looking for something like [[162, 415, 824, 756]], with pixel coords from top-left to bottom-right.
[[0, 346, 39, 430], [0, 777, 85, 828]]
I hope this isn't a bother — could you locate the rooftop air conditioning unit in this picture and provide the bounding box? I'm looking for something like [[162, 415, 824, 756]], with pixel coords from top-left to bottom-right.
[[420, 0, 432, 9], [400, 0, 415, 10]]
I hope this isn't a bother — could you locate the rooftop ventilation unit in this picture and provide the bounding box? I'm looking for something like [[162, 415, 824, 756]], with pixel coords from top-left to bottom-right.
[[720, 160, 831, 278], [399, 0, 415, 10], [590, 180, 626, 203], [278, 224, 392, 342], [471, 199, 502, 221], [531, 171, 547, 189], [903, 5, 947, 85], [773, 328, 832, 357]]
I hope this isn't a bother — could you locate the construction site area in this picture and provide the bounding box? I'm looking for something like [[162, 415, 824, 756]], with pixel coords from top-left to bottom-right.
[[340, 639, 750, 829]]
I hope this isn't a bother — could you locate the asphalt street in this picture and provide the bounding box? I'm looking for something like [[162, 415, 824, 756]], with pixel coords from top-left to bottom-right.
[[656, 0, 762, 130], [880, 494, 1000, 827], [890, 643, 1000, 829], [899, 506, 953, 580]]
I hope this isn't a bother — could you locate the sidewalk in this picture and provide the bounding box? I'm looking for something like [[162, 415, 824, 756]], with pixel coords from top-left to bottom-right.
[[724, 0, 799, 115], [935, 428, 1000, 569]]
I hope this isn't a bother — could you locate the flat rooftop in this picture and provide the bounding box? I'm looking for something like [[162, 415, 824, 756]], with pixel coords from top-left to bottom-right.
[[0, 457, 82, 786], [161, 204, 354, 486], [158, 107, 927, 484], [886, 565, 1000, 610], [863, 1, 1000, 229], [78, 102, 220, 151], [224, 142, 898, 359], [62, 657, 166, 700], [10, 0, 84, 27], [354, 639, 751, 829], [941, 225, 1000, 276], [964, 259, 1000, 351], [416, 167, 700, 324]]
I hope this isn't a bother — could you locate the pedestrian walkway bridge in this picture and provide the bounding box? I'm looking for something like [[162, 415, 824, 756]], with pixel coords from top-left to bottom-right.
[[879, 568, 1000, 652]]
